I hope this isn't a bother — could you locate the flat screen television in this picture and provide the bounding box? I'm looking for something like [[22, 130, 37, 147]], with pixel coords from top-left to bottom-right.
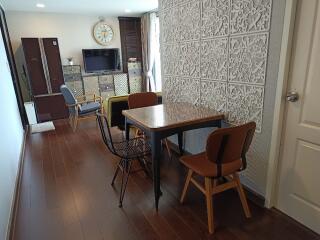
[[82, 48, 120, 73]]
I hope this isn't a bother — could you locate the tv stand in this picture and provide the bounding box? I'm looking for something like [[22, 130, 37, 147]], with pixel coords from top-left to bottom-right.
[[82, 70, 123, 77], [63, 61, 142, 100]]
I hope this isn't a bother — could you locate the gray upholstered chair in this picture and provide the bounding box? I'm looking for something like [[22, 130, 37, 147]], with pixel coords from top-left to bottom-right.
[[60, 84, 103, 131]]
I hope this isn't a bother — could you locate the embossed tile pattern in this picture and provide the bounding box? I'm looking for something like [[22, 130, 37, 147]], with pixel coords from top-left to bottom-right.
[[201, 37, 228, 81], [179, 0, 201, 41], [200, 80, 227, 112], [229, 33, 268, 85], [230, 0, 272, 35], [180, 41, 200, 78], [159, 0, 272, 132], [201, 0, 230, 38], [227, 83, 264, 132]]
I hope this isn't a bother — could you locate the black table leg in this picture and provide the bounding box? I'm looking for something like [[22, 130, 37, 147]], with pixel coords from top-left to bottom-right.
[[125, 118, 130, 140], [178, 132, 183, 155], [150, 131, 161, 211]]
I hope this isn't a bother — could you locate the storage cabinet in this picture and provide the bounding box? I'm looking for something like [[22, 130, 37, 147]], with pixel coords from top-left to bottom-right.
[[22, 38, 68, 122], [118, 17, 143, 73]]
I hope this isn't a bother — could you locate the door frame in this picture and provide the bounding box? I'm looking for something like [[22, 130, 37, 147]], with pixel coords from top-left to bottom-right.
[[265, 0, 298, 208], [0, 5, 28, 127]]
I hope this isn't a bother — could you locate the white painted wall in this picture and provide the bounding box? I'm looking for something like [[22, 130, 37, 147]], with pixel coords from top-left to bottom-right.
[[5, 11, 123, 101], [0, 28, 24, 240], [6, 11, 122, 66]]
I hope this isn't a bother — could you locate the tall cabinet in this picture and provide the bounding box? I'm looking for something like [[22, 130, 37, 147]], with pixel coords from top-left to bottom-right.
[[118, 17, 143, 73], [22, 38, 68, 122]]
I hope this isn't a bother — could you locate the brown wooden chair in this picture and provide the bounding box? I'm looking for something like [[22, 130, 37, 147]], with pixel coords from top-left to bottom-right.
[[128, 92, 172, 159], [180, 122, 256, 234]]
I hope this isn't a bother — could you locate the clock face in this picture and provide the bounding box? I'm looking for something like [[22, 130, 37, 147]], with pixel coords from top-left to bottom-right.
[[93, 22, 114, 46]]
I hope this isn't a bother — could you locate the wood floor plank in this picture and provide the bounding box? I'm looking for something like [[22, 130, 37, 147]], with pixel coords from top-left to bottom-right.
[[12, 120, 320, 240]]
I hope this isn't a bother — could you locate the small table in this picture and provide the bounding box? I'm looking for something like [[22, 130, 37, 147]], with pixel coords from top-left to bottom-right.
[[122, 102, 225, 210]]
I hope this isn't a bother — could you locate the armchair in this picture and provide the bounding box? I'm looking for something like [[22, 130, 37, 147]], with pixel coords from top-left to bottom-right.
[[60, 84, 103, 131]]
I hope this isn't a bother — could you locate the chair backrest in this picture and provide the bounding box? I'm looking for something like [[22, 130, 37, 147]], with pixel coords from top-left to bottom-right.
[[60, 84, 77, 105], [128, 92, 158, 109], [206, 122, 256, 176], [96, 110, 116, 155]]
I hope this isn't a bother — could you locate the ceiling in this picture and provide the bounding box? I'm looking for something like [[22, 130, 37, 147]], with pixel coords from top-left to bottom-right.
[[0, 0, 158, 16]]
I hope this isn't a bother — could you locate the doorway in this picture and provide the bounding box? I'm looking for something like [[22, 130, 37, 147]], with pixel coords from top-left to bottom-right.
[[276, 0, 320, 234]]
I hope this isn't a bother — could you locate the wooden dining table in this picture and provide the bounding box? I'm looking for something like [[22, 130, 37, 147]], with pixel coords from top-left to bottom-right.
[[122, 102, 225, 210]]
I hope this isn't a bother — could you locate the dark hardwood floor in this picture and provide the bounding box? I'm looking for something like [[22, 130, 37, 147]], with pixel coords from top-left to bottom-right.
[[12, 119, 320, 240]]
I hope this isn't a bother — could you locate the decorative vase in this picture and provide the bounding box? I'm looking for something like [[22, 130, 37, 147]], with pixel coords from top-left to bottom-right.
[[67, 57, 74, 65]]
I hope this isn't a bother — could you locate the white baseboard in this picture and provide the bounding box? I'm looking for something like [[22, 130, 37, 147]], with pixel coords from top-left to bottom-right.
[[6, 126, 28, 240]]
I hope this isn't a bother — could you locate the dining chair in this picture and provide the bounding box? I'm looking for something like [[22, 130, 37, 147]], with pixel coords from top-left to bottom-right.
[[179, 122, 256, 234], [60, 84, 103, 131], [96, 110, 151, 207], [128, 92, 172, 159]]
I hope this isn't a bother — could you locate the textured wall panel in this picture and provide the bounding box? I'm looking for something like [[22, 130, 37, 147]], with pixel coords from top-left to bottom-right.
[[230, 0, 272, 35], [160, 7, 180, 43], [179, 0, 201, 41], [163, 76, 200, 105], [201, 0, 230, 38], [159, 0, 173, 10], [229, 33, 268, 85], [227, 83, 264, 132], [200, 80, 227, 112], [201, 37, 228, 81], [163, 75, 179, 102], [180, 41, 201, 78], [162, 44, 180, 75], [159, 0, 284, 196], [160, 0, 272, 132]]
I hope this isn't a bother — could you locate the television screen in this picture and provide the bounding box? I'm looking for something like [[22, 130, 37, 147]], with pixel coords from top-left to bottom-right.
[[82, 48, 120, 73]]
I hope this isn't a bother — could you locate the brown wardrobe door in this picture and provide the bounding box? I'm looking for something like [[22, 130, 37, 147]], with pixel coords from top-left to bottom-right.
[[42, 38, 64, 93], [119, 17, 142, 73], [22, 38, 48, 95]]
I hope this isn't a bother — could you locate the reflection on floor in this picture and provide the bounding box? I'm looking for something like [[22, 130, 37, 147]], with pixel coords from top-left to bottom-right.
[[12, 120, 320, 240]]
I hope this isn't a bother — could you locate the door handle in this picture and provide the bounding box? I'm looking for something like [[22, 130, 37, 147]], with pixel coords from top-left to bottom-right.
[[286, 91, 299, 102]]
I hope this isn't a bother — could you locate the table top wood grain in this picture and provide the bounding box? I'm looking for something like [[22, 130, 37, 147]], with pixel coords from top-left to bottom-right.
[[122, 102, 225, 131]]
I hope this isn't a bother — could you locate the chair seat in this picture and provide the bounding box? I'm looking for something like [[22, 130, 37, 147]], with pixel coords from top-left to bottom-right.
[[180, 152, 242, 177], [78, 102, 101, 115], [113, 137, 151, 159]]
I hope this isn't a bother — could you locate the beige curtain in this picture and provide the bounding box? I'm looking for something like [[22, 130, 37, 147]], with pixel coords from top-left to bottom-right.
[[141, 12, 157, 92]]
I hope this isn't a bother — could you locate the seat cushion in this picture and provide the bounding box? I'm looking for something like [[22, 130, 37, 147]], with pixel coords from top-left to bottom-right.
[[180, 152, 242, 177], [78, 102, 101, 115]]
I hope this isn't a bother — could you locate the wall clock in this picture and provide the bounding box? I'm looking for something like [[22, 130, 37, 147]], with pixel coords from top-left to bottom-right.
[[93, 21, 114, 46]]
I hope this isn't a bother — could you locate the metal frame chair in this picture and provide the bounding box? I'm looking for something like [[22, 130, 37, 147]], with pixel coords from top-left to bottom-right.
[[96, 111, 151, 207], [60, 84, 103, 131]]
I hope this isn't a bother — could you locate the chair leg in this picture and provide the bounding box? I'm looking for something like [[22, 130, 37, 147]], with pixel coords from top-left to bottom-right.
[[233, 173, 251, 218], [164, 139, 172, 159], [111, 158, 124, 186], [119, 160, 132, 208], [134, 129, 140, 138], [137, 157, 150, 177], [205, 177, 214, 234], [180, 169, 193, 203], [72, 115, 78, 132], [100, 104, 104, 115], [69, 115, 73, 126]]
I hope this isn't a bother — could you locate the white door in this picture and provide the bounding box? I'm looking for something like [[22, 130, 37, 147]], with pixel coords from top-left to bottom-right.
[[277, 0, 320, 234]]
